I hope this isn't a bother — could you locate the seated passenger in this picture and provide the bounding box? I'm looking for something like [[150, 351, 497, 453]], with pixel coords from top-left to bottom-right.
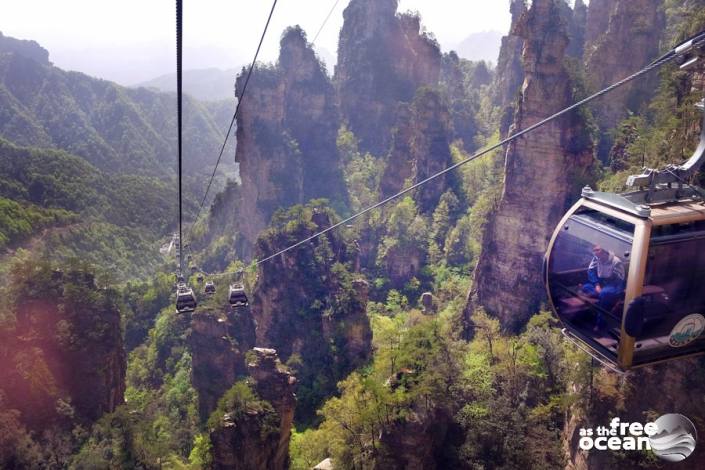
[[581, 245, 626, 330]]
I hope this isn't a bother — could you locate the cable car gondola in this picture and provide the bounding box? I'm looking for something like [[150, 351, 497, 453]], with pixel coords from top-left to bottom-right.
[[545, 100, 705, 370], [176, 283, 197, 312], [228, 282, 249, 307], [204, 281, 216, 295]]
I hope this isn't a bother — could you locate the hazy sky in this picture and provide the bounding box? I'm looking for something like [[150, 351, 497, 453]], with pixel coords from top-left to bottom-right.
[[1, 0, 511, 85]]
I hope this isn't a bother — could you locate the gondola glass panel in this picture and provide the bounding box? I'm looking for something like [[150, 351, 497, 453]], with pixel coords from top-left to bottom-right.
[[547, 208, 634, 361], [630, 222, 705, 365]]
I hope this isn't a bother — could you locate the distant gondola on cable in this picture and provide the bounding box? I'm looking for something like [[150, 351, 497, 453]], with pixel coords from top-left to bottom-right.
[[228, 282, 249, 307], [204, 281, 216, 295], [544, 100, 705, 371], [176, 283, 197, 313]]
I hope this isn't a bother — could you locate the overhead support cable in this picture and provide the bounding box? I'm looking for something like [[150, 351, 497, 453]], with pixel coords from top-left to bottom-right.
[[176, 0, 184, 274], [312, 0, 342, 44]]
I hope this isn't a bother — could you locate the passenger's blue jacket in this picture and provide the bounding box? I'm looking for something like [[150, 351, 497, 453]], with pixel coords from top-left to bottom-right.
[[587, 252, 625, 289]]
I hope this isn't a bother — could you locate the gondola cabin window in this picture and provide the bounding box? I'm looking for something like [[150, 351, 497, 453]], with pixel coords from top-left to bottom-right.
[[630, 221, 705, 365], [547, 208, 635, 360]]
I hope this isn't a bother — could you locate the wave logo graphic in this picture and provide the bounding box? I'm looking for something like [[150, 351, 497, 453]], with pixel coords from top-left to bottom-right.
[[649, 414, 698, 462], [668, 314, 705, 347]]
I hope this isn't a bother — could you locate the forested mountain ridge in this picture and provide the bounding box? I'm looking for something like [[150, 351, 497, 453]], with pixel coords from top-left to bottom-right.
[[0, 137, 188, 278], [0, 31, 49, 65], [0, 31, 230, 176], [0, 31, 236, 277]]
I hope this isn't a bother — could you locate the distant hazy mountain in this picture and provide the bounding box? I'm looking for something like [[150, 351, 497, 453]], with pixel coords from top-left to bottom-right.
[[0, 33, 235, 177], [136, 68, 241, 102], [0, 31, 50, 65], [454, 30, 503, 64]]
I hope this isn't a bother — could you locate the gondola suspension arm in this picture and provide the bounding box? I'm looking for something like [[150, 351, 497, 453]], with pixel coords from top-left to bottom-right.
[[626, 99, 705, 189]]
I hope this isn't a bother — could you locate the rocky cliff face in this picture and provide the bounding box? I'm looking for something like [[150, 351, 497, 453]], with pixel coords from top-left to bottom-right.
[[495, 0, 585, 137], [0, 38, 227, 176], [335, 0, 441, 155], [382, 243, 426, 290], [584, 0, 614, 49], [236, 26, 347, 256], [493, 0, 528, 137], [471, 0, 595, 331], [251, 204, 372, 420], [198, 179, 243, 272], [189, 306, 296, 468], [210, 348, 297, 470], [379, 88, 459, 214], [245, 348, 297, 468], [585, 0, 665, 159], [0, 266, 125, 431], [564, 0, 588, 60], [189, 306, 256, 421], [375, 406, 451, 470]]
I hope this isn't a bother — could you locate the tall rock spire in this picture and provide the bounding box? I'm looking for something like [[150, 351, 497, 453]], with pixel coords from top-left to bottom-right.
[[250, 204, 371, 421], [565, 0, 588, 59], [235, 26, 347, 256], [584, 0, 615, 50], [493, 0, 528, 137], [470, 0, 595, 331], [585, 0, 665, 159], [335, 0, 441, 155], [379, 88, 459, 214]]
